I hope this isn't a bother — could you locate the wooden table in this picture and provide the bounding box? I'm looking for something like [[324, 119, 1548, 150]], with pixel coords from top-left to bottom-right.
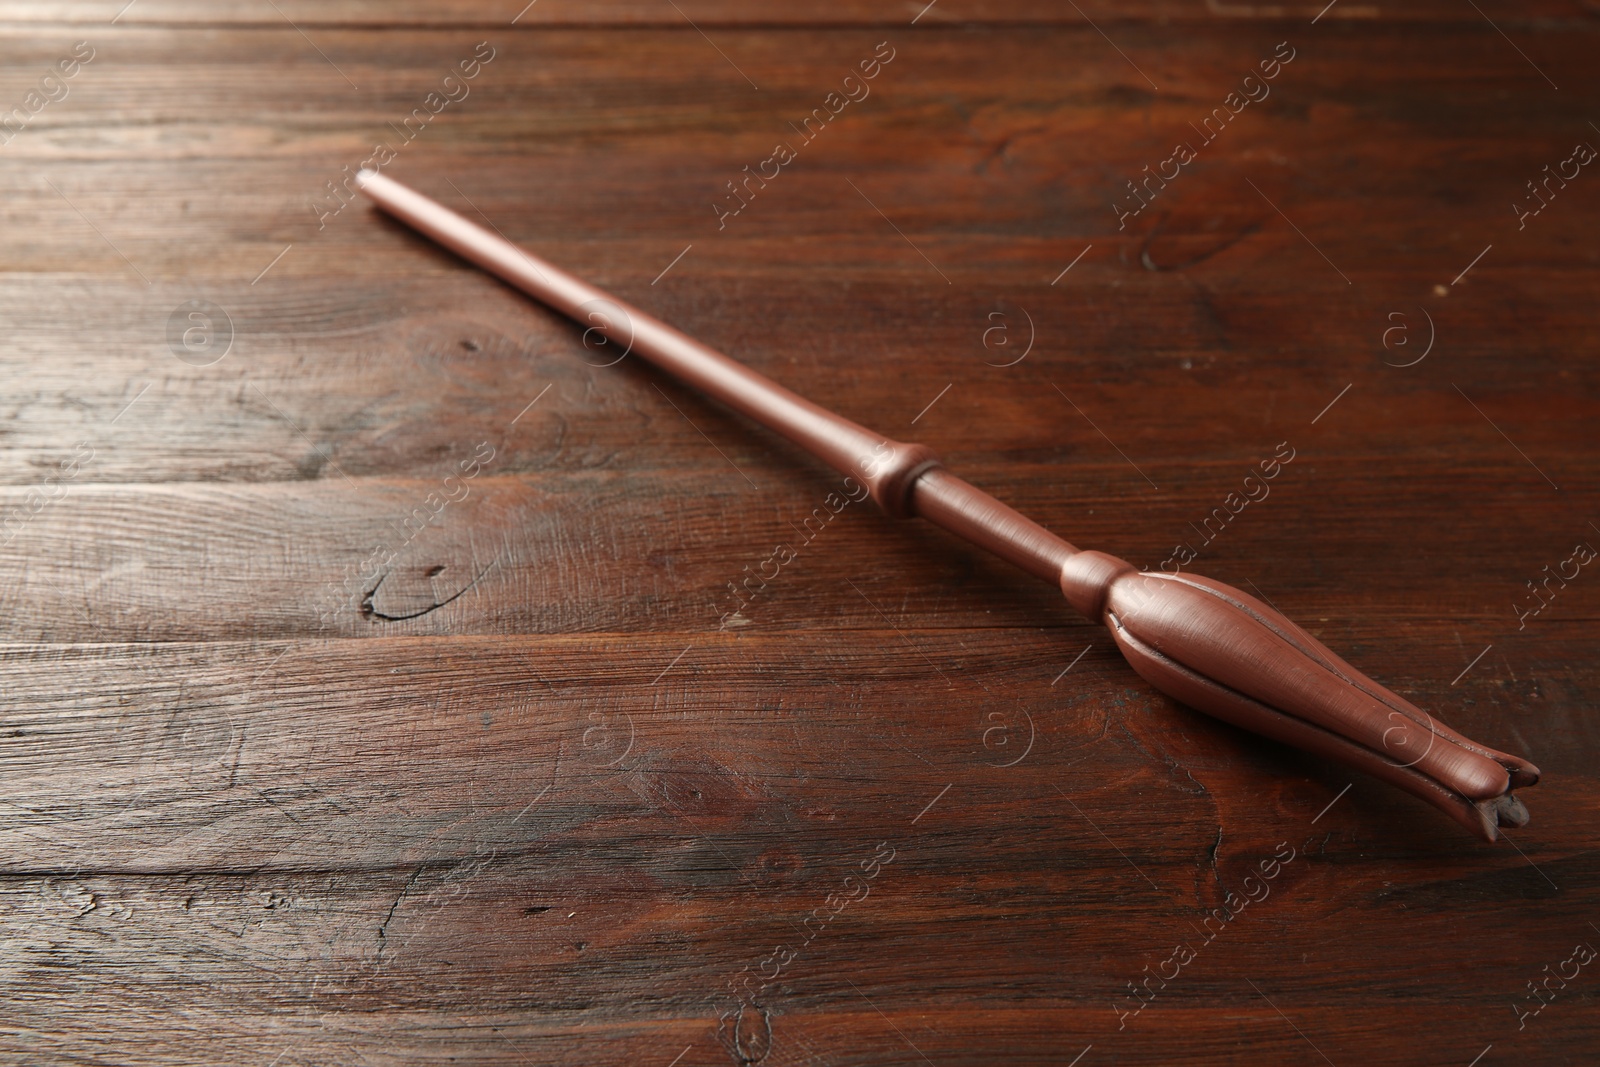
[[2, 2, 1595, 1064]]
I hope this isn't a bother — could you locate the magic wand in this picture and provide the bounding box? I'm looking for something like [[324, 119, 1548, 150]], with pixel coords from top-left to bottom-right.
[[356, 169, 1537, 842]]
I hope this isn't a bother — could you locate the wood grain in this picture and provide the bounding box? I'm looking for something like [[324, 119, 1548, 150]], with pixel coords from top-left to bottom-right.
[[1, 5, 1596, 1066]]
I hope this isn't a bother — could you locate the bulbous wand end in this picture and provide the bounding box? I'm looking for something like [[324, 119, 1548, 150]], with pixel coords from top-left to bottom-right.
[[1060, 551, 1539, 842]]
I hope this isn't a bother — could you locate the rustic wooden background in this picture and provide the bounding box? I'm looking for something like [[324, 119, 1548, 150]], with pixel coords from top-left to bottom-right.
[[1, 1, 1595, 1064]]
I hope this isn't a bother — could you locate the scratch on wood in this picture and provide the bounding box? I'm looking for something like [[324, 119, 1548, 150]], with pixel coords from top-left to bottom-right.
[[376, 867, 425, 959]]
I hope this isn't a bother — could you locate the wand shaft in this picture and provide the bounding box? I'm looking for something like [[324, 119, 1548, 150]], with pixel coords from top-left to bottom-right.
[[355, 169, 1075, 581]]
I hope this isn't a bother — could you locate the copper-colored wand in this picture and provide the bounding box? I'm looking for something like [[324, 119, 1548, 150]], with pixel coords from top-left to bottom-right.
[[356, 169, 1538, 842]]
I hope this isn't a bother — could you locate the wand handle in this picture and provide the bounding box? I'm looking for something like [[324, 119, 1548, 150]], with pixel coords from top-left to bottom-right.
[[357, 170, 1539, 842]]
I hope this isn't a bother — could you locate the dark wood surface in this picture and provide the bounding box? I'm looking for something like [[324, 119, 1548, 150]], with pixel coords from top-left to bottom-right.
[[2, 3, 1596, 1065]]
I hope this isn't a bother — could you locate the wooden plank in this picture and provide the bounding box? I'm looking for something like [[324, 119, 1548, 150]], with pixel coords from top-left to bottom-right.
[[1, 456, 1594, 641], [0, 630, 1588, 871], [0, 271, 1592, 485], [0, 0, 1587, 26], [0, 26, 1590, 260]]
